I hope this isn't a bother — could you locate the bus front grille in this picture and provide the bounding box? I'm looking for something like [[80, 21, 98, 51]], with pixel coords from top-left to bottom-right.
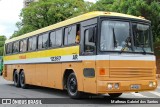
[[110, 68, 154, 78]]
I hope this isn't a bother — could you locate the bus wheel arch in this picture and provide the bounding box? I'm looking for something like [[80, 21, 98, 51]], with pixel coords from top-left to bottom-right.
[[63, 69, 74, 90]]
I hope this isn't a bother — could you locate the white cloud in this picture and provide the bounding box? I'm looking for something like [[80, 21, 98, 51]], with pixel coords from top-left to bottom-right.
[[0, 0, 23, 38]]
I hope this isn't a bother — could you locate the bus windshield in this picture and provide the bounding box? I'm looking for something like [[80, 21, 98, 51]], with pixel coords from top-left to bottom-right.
[[100, 20, 153, 53]]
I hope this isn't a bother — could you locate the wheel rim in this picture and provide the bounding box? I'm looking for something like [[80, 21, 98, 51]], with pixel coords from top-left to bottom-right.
[[68, 76, 77, 94]]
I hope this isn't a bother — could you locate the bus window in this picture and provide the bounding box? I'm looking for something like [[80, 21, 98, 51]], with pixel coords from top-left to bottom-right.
[[6, 43, 12, 54], [38, 33, 48, 49], [50, 29, 62, 47], [56, 29, 62, 46], [13, 41, 19, 53], [42, 33, 48, 48], [20, 39, 27, 52], [64, 25, 76, 45], [28, 36, 37, 51], [50, 31, 56, 47], [84, 27, 95, 53], [38, 35, 43, 49]]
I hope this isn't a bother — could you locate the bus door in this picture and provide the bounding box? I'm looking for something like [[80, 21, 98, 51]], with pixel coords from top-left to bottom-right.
[[80, 18, 97, 93]]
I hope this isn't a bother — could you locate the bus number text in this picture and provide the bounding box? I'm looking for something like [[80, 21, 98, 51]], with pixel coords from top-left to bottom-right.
[[50, 56, 61, 61]]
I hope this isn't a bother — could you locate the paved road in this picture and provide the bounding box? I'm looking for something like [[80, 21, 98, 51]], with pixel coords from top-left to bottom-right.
[[0, 76, 160, 107]]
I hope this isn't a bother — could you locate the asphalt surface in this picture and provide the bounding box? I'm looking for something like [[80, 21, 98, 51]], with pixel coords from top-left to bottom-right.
[[0, 76, 160, 107]]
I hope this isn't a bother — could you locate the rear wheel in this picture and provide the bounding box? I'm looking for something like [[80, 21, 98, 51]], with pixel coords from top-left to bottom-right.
[[108, 93, 122, 98], [67, 73, 83, 99], [13, 71, 20, 87], [20, 71, 27, 89]]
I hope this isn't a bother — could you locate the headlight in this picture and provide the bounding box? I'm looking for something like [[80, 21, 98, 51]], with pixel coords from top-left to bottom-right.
[[114, 83, 119, 89], [107, 83, 113, 90], [149, 82, 153, 87], [153, 82, 156, 86]]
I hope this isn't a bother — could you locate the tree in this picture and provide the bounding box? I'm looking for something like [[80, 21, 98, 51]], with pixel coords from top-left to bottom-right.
[[0, 35, 6, 56], [11, 0, 91, 38]]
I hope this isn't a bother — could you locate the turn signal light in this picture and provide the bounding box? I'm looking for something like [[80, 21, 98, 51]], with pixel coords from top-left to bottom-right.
[[99, 68, 105, 75]]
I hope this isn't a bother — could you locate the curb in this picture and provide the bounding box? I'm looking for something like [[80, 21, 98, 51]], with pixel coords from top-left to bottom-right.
[[156, 74, 160, 79]]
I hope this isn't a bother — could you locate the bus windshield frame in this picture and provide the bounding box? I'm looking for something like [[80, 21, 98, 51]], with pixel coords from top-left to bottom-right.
[[99, 18, 153, 54]]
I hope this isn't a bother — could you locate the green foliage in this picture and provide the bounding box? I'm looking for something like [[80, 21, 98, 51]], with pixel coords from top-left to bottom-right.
[[11, 0, 91, 38], [0, 36, 6, 56]]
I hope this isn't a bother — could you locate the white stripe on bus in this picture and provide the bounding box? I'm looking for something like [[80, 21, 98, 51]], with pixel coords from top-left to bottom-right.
[[4, 55, 155, 64]]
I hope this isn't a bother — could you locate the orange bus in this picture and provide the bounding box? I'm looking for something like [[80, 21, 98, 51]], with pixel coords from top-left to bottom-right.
[[3, 11, 157, 98]]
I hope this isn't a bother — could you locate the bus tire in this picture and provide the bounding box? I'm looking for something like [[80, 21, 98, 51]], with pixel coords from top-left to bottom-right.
[[108, 93, 122, 98], [20, 71, 27, 89], [13, 71, 20, 87], [67, 73, 82, 99]]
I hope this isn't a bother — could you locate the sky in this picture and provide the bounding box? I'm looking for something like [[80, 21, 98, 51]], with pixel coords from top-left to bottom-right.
[[0, 0, 96, 39]]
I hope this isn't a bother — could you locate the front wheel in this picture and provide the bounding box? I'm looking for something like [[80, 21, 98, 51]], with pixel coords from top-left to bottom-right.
[[108, 93, 122, 98], [67, 73, 83, 99]]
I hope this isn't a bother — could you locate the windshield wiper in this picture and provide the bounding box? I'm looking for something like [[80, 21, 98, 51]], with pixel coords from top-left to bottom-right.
[[135, 38, 146, 54], [112, 28, 117, 47]]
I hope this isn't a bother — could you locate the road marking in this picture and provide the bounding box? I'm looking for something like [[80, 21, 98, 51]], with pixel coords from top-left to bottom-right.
[[149, 91, 160, 97], [131, 92, 148, 98]]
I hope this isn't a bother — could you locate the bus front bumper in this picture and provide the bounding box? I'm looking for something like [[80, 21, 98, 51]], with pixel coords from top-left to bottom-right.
[[97, 79, 158, 94]]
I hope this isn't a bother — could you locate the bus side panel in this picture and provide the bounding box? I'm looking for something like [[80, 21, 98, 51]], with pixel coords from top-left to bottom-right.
[[62, 62, 83, 91], [47, 63, 62, 89], [23, 64, 36, 85], [35, 64, 48, 86], [5, 64, 13, 81]]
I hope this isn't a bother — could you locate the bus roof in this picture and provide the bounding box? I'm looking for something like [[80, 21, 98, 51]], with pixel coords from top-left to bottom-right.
[[5, 11, 148, 44]]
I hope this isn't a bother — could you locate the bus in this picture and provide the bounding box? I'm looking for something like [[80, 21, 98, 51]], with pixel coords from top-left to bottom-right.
[[3, 11, 157, 98], [0, 56, 3, 75]]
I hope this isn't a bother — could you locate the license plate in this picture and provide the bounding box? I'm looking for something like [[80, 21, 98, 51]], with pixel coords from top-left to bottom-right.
[[131, 84, 140, 89]]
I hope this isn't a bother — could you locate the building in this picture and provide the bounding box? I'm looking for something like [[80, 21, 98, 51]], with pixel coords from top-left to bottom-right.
[[23, 0, 39, 8]]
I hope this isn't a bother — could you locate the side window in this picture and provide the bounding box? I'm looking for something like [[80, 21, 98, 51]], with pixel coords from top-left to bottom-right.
[[42, 33, 48, 48], [84, 27, 96, 53], [28, 36, 37, 51], [64, 25, 76, 45], [50, 31, 56, 47], [32, 36, 37, 50], [49, 29, 62, 47], [6, 43, 12, 54], [38, 33, 48, 49], [38, 35, 42, 49], [20, 39, 27, 52], [56, 29, 62, 46], [13, 41, 19, 53]]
